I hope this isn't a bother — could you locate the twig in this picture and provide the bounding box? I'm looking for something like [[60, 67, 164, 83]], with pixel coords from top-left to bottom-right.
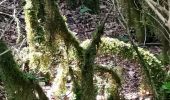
[[0, 0, 7, 5], [111, 0, 127, 28], [139, 43, 162, 46], [0, 9, 23, 39], [149, 0, 169, 16], [144, 0, 167, 24], [144, 24, 147, 46], [13, 0, 22, 44], [146, 12, 170, 43], [126, 0, 170, 43], [126, 1, 170, 43], [0, 11, 13, 17], [0, 49, 10, 56], [0, 19, 14, 39], [18, 38, 26, 50]]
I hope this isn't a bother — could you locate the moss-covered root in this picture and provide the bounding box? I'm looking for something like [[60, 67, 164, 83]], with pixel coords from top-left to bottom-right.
[[81, 37, 165, 96], [0, 40, 48, 100], [95, 65, 121, 100]]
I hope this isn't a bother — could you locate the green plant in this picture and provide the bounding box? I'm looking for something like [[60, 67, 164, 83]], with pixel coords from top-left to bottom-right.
[[161, 82, 170, 99], [80, 5, 92, 14]]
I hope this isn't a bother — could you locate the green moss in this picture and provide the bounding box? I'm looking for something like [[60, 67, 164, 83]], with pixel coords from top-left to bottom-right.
[[0, 41, 38, 100], [81, 37, 165, 94], [24, 0, 56, 73], [25, 0, 81, 98]]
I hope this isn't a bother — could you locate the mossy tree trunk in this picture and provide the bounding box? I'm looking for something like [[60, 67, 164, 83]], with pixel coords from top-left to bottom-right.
[[24, 0, 51, 72], [24, 0, 69, 98], [0, 40, 48, 100], [24, 0, 167, 99], [80, 14, 108, 99], [31, 0, 97, 99], [120, 0, 144, 43], [25, 0, 106, 99]]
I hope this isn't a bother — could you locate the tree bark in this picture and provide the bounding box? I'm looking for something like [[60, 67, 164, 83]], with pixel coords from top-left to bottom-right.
[[120, 0, 144, 42], [24, 0, 69, 98], [0, 40, 48, 100]]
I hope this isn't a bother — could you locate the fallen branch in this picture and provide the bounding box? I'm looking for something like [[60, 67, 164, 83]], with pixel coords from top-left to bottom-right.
[[139, 43, 162, 46]]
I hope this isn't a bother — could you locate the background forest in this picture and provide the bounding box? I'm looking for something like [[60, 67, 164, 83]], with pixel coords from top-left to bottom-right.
[[0, 0, 170, 100]]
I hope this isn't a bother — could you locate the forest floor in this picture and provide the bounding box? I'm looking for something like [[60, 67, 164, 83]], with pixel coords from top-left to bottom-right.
[[57, 0, 157, 99], [0, 0, 165, 100]]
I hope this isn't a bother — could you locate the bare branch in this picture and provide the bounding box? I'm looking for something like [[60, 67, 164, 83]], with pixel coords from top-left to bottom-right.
[[146, 12, 170, 43], [0, 9, 22, 39], [89, 6, 112, 50], [149, 0, 169, 16], [0, 11, 13, 17], [144, 0, 167, 24], [167, 0, 170, 25], [13, 0, 22, 44], [0, 0, 7, 5]]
